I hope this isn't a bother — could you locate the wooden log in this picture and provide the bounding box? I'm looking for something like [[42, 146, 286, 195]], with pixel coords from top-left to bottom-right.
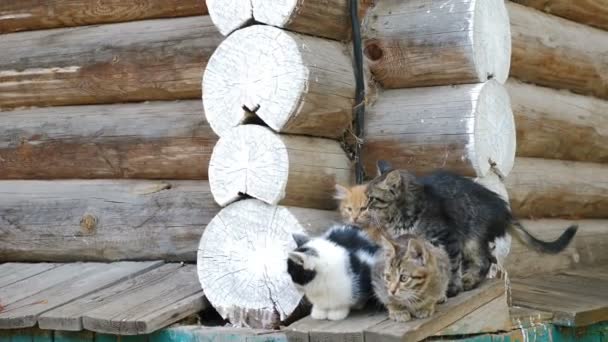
[[510, 0, 608, 31], [363, 80, 516, 178], [506, 158, 608, 218], [0, 180, 219, 262], [202, 25, 355, 139], [0, 16, 222, 109], [206, 0, 373, 40], [0, 101, 216, 179], [0, 0, 207, 34], [506, 222, 608, 282], [362, 0, 511, 88], [507, 79, 608, 163], [208, 125, 351, 210], [197, 199, 339, 329], [508, 2, 608, 99]]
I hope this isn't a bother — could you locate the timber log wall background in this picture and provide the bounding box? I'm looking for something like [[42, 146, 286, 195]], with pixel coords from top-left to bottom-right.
[[0, 0, 607, 330]]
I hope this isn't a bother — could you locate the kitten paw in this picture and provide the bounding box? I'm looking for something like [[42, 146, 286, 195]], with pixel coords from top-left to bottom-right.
[[310, 307, 328, 320], [447, 284, 462, 297], [462, 274, 482, 291], [437, 295, 447, 304], [412, 307, 434, 319], [389, 310, 412, 322], [327, 309, 349, 321]]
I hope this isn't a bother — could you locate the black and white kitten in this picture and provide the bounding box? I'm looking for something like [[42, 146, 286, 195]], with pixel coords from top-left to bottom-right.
[[286, 225, 380, 321]]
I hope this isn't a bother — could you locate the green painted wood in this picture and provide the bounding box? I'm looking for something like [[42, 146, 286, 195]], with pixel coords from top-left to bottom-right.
[[0, 321, 605, 342], [54, 330, 94, 342]]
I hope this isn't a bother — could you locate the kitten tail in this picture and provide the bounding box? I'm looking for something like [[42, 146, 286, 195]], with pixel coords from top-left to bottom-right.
[[510, 222, 578, 254]]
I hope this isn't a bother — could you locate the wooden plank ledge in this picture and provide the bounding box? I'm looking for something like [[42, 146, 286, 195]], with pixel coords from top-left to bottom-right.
[[511, 266, 608, 327], [285, 279, 506, 342], [0, 261, 162, 329]]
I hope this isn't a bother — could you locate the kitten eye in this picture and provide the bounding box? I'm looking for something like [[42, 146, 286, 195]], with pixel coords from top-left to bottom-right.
[[400, 274, 409, 282]]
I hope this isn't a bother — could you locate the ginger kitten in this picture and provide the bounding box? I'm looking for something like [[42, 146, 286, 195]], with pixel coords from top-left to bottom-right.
[[372, 234, 450, 322], [335, 184, 384, 242]]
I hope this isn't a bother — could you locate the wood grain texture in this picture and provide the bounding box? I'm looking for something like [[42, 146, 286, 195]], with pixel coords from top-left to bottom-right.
[[207, 0, 373, 40], [0, 16, 222, 109], [505, 220, 608, 278], [364, 80, 515, 178], [0, 262, 59, 288], [0, 0, 207, 33], [505, 158, 608, 218], [39, 264, 180, 331], [0, 180, 219, 262], [198, 199, 339, 329], [364, 280, 505, 342], [511, 0, 608, 31], [509, 2, 608, 99], [286, 310, 387, 342], [0, 261, 162, 329], [437, 293, 510, 336], [209, 125, 351, 210], [362, 0, 511, 88], [508, 79, 608, 163], [203, 25, 354, 138], [511, 272, 608, 327], [0, 100, 216, 179], [74, 264, 205, 335]]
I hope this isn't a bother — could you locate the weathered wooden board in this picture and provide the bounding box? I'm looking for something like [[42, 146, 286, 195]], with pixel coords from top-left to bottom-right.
[[40, 263, 178, 331], [286, 310, 387, 342], [509, 2, 608, 99], [80, 264, 205, 335], [0, 101, 216, 179], [0, 16, 222, 109], [0, 0, 208, 33], [506, 158, 608, 218], [559, 266, 608, 281], [505, 220, 608, 277], [437, 293, 510, 336], [511, 0, 608, 31], [0, 180, 219, 262], [0, 262, 59, 288], [511, 272, 608, 327], [508, 79, 608, 163], [0, 261, 161, 329]]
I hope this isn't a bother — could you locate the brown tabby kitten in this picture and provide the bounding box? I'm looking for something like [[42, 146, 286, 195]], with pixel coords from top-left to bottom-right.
[[335, 184, 383, 242], [372, 234, 450, 322]]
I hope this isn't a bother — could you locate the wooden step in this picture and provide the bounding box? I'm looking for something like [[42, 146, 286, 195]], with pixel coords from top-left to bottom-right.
[[0, 262, 205, 335], [286, 279, 506, 342], [511, 266, 608, 327]]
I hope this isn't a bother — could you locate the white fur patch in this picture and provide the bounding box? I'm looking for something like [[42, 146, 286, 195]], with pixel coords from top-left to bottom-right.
[[301, 238, 355, 312]]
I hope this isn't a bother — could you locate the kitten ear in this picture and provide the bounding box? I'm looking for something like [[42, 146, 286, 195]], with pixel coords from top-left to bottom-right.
[[292, 233, 310, 248], [334, 184, 349, 200], [380, 170, 402, 190], [288, 251, 305, 266], [380, 235, 397, 257], [407, 239, 428, 266], [376, 160, 393, 176]]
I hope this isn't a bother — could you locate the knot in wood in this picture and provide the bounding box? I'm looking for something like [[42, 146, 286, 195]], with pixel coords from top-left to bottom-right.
[[80, 214, 98, 233], [364, 42, 383, 61]]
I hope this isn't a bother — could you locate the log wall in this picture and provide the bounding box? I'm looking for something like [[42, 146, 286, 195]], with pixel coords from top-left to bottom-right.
[[0, 0, 208, 33], [0, 101, 215, 179], [0, 16, 222, 109]]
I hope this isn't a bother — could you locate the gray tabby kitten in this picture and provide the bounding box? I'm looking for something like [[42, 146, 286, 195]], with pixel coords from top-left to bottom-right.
[[365, 160, 578, 297], [372, 233, 450, 322]]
